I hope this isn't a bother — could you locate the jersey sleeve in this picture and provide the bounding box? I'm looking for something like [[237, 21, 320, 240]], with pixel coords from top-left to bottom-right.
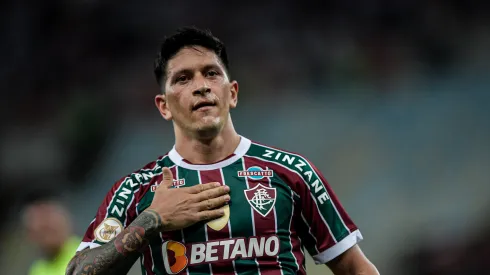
[[76, 175, 138, 252], [293, 159, 362, 264]]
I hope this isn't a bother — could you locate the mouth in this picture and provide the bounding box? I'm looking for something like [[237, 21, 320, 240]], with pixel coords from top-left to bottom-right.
[[192, 101, 216, 111]]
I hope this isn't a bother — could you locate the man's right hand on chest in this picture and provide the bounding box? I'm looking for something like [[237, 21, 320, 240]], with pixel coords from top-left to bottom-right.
[[147, 167, 230, 232]]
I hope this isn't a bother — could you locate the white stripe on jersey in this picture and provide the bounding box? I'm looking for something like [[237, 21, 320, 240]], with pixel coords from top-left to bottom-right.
[[219, 168, 239, 275], [312, 230, 363, 264], [267, 175, 286, 275], [287, 189, 301, 271], [300, 211, 320, 254], [175, 166, 190, 275], [76, 241, 101, 252], [197, 170, 214, 275], [240, 158, 262, 275]]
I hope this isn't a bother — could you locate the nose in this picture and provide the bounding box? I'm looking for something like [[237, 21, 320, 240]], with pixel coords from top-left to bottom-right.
[[193, 86, 211, 96], [192, 76, 211, 96]]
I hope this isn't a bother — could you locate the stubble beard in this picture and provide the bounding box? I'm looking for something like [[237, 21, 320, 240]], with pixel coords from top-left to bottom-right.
[[193, 115, 224, 140]]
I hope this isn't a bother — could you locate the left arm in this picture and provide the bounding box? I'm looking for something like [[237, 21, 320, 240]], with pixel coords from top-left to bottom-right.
[[326, 245, 379, 275], [287, 156, 378, 274]]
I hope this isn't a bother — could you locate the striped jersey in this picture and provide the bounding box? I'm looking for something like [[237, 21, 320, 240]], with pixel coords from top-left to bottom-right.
[[77, 136, 363, 275]]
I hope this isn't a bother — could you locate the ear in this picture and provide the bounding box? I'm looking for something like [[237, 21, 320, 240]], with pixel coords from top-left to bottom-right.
[[229, 80, 239, 109], [155, 93, 173, 121]]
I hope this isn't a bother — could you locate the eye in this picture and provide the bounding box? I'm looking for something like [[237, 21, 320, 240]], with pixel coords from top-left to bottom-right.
[[176, 75, 188, 83], [206, 70, 219, 77]]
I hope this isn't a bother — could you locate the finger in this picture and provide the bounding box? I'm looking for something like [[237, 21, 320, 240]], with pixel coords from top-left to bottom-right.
[[197, 195, 230, 211], [197, 208, 225, 222], [196, 185, 230, 202], [158, 167, 174, 190], [187, 182, 221, 194]]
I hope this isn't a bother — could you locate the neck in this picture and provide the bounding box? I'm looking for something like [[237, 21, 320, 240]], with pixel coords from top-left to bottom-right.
[[174, 119, 241, 164]]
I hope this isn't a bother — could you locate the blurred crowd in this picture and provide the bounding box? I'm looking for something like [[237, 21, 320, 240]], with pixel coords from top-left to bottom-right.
[[1, 0, 490, 274], [401, 218, 490, 275]]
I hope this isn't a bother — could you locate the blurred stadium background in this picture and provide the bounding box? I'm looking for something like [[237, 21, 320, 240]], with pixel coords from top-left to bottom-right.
[[1, 0, 490, 274]]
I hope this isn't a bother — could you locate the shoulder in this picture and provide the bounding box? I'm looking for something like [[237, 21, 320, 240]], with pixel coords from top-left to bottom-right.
[[97, 154, 173, 220], [108, 154, 174, 193], [246, 140, 316, 173], [245, 140, 324, 185], [246, 140, 331, 203]]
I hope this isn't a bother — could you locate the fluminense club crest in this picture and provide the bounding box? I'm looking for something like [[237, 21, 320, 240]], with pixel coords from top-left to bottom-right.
[[244, 184, 276, 217]]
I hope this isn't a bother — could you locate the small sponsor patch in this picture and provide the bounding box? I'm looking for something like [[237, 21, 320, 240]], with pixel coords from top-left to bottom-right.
[[172, 179, 185, 187], [238, 166, 274, 180], [206, 204, 230, 231], [94, 218, 123, 243], [151, 179, 186, 191]]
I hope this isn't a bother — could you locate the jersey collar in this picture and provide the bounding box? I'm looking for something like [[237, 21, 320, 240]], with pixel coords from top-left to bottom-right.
[[168, 136, 251, 170]]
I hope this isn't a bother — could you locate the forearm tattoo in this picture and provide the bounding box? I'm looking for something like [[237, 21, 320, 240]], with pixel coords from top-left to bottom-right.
[[114, 209, 161, 255], [66, 210, 163, 275]]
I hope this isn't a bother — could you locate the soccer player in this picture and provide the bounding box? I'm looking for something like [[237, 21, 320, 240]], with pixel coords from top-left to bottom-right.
[[23, 198, 80, 275], [66, 27, 379, 275]]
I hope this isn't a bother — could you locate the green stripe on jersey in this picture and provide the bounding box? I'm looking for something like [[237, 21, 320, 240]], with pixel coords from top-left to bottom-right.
[[180, 167, 211, 275], [247, 143, 350, 242], [140, 257, 147, 275], [223, 159, 260, 275], [270, 174, 299, 273], [149, 234, 165, 275]]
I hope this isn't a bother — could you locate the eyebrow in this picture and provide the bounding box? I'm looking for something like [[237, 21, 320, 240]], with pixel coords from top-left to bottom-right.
[[170, 68, 193, 80], [202, 64, 221, 72], [169, 64, 223, 80]]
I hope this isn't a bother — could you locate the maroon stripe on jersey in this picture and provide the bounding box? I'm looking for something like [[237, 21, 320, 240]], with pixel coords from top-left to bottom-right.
[[170, 165, 177, 180], [81, 220, 96, 243], [244, 155, 336, 255], [297, 188, 334, 251], [243, 156, 282, 275], [289, 203, 306, 275], [142, 246, 156, 275], [198, 169, 233, 275], [309, 161, 357, 233]]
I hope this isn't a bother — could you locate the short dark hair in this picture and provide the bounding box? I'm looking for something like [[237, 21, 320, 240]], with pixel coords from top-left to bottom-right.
[[153, 27, 230, 89]]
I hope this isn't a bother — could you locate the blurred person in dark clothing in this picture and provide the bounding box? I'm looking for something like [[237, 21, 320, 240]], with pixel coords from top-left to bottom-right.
[[23, 198, 80, 275], [66, 27, 378, 275]]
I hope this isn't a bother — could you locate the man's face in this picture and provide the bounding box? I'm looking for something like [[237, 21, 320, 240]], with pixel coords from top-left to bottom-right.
[[24, 202, 71, 256], [155, 46, 238, 138]]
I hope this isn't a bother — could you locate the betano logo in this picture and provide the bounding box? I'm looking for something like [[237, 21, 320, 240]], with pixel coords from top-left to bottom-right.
[[162, 241, 188, 274], [162, 236, 280, 274]]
